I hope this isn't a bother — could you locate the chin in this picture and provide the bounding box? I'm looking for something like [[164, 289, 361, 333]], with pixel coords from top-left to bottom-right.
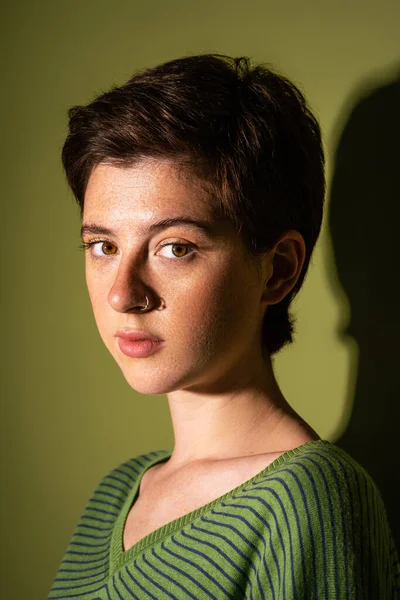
[[109, 340, 206, 395], [120, 371, 179, 395], [118, 356, 202, 395]]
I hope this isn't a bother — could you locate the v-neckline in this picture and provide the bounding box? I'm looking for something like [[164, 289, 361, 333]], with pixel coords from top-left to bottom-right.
[[110, 439, 331, 574]]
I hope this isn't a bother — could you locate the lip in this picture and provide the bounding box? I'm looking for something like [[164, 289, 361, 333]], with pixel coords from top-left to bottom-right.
[[116, 337, 164, 358], [115, 330, 164, 358], [116, 330, 163, 343]]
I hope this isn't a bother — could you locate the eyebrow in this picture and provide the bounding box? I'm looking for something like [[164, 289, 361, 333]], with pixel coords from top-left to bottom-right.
[[80, 217, 215, 240]]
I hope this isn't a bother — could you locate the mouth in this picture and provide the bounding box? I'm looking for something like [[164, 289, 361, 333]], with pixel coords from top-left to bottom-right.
[[116, 329, 163, 343], [116, 336, 164, 358]]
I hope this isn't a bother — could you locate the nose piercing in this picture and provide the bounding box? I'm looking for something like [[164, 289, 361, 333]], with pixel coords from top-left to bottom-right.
[[138, 295, 150, 312]]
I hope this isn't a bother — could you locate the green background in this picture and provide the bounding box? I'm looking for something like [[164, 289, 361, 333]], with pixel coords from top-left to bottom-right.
[[2, 1, 399, 598]]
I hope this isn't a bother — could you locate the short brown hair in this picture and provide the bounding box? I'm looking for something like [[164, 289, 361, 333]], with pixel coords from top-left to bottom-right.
[[61, 53, 325, 356]]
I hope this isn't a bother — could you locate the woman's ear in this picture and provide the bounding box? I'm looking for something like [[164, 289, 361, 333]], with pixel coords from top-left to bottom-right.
[[261, 230, 306, 306]]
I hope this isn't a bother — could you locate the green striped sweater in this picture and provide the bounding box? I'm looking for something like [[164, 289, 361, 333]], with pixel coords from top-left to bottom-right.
[[48, 439, 400, 599]]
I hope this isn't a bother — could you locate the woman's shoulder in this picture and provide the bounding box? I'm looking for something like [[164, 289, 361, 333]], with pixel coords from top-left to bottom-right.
[[104, 448, 172, 483], [83, 449, 172, 508], [108, 448, 172, 476], [245, 440, 400, 596], [250, 439, 388, 518], [267, 438, 379, 486]]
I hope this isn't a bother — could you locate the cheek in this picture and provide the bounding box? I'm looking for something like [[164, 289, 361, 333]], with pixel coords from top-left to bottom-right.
[[85, 269, 109, 323], [176, 263, 252, 343], [85, 256, 255, 344], [85, 269, 98, 306]]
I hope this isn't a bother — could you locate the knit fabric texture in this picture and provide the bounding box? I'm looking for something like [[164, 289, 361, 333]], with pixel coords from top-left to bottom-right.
[[47, 439, 400, 599]]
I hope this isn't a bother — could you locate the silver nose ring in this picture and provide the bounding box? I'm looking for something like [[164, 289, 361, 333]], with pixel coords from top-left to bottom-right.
[[138, 295, 150, 311]]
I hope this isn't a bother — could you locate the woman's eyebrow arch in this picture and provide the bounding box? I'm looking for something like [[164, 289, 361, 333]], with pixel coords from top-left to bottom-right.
[[80, 216, 216, 239]]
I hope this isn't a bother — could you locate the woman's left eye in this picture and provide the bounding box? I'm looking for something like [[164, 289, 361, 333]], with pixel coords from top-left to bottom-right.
[[157, 242, 194, 260]]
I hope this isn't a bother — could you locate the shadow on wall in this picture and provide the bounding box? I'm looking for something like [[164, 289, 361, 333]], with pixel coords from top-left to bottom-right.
[[328, 67, 400, 552]]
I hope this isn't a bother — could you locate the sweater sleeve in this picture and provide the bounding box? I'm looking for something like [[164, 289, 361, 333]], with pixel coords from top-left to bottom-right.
[[293, 450, 400, 599], [340, 465, 400, 599], [250, 446, 400, 599]]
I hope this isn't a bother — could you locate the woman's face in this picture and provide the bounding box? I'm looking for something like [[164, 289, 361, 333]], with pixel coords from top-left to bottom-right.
[[82, 158, 269, 395]]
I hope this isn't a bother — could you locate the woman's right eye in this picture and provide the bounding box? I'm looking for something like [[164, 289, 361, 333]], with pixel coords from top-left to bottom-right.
[[79, 240, 118, 257]]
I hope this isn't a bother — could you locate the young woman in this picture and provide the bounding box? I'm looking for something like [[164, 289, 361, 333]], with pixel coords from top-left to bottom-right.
[[48, 54, 400, 599]]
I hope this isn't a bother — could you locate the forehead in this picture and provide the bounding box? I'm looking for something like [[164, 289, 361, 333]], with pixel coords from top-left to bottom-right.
[[83, 158, 214, 224]]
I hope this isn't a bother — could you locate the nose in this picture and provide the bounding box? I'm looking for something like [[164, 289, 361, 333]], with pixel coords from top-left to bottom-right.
[[107, 258, 150, 313]]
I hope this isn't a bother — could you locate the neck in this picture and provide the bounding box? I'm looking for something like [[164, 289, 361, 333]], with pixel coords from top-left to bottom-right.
[[164, 352, 319, 469]]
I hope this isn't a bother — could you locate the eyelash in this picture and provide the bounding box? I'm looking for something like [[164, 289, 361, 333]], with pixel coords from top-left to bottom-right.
[[78, 239, 195, 261]]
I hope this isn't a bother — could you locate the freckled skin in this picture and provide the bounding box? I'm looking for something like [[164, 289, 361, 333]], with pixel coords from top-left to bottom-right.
[[84, 159, 267, 396], [83, 157, 318, 464]]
